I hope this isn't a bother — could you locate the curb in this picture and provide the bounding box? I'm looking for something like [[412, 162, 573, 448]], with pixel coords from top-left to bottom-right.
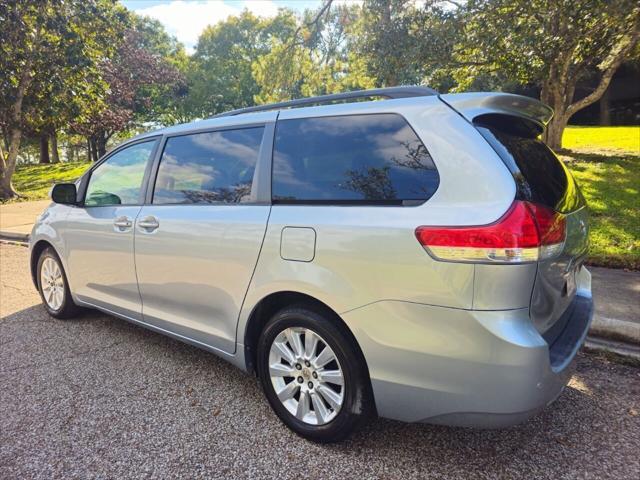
[[0, 231, 29, 243], [590, 315, 640, 345], [585, 336, 640, 361]]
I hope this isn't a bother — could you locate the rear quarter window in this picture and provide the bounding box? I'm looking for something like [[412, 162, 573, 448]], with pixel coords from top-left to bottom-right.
[[272, 113, 439, 205]]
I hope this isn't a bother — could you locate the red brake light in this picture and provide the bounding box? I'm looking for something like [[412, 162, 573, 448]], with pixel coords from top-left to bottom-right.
[[415, 201, 566, 263], [527, 203, 566, 246]]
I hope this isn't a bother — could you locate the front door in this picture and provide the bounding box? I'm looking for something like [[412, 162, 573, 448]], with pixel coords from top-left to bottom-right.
[[134, 126, 270, 353], [64, 139, 158, 319]]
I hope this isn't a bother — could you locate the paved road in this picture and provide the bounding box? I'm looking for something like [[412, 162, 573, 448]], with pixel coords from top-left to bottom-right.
[[1, 243, 639, 479]]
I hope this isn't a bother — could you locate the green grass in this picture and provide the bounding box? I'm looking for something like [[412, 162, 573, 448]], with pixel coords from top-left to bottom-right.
[[561, 126, 639, 269], [5, 126, 640, 269], [563, 126, 640, 154], [8, 162, 91, 202]]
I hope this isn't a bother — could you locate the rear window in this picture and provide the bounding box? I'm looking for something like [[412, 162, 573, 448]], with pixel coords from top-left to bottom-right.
[[272, 114, 439, 205], [476, 117, 584, 213]]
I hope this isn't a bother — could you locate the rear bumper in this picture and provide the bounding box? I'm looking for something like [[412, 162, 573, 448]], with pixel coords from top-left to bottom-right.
[[342, 267, 593, 427]]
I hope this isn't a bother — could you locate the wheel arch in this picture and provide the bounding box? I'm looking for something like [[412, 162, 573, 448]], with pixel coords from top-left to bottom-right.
[[243, 291, 373, 397], [30, 239, 56, 289]]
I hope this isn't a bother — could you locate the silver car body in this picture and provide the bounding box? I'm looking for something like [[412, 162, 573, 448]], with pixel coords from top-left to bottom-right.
[[30, 92, 592, 426]]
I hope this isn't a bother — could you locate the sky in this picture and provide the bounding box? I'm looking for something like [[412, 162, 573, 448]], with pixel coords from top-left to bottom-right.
[[121, 0, 326, 51]]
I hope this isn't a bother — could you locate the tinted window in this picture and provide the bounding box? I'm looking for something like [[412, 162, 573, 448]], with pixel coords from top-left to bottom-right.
[[85, 140, 156, 207], [476, 119, 584, 213], [153, 127, 264, 205], [272, 114, 439, 205]]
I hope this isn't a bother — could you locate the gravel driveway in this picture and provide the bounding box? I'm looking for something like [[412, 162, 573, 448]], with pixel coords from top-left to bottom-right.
[[1, 242, 639, 479]]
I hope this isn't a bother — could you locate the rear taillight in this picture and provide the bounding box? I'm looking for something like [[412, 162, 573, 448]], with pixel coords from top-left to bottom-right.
[[415, 201, 566, 263]]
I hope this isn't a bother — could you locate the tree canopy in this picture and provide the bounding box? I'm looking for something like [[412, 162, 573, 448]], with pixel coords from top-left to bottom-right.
[[450, 0, 640, 147], [1, 0, 638, 199]]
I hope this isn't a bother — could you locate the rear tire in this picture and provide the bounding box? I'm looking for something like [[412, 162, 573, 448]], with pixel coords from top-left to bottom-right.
[[37, 247, 81, 319], [257, 305, 371, 443]]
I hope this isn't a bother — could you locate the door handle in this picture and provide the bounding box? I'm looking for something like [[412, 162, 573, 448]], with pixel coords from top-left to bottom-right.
[[138, 215, 159, 232], [113, 216, 133, 230]]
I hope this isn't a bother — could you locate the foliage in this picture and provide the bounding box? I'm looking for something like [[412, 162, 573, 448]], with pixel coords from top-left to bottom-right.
[[0, 0, 123, 133], [348, 0, 460, 89], [72, 15, 185, 158], [189, 11, 297, 116], [450, 0, 640, 148], [0, 0, 125, 198], [253, 2, 376, 103]]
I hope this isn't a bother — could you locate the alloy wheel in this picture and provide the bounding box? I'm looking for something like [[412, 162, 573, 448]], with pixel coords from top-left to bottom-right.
[[268, 327, 345, 425], [40, 257, 65, 311]]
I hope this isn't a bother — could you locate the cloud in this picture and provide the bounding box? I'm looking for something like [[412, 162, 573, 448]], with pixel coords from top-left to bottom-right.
[[135, 1, 281, 51]]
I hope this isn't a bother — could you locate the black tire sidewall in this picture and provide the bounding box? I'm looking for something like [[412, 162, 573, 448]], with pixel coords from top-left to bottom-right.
[[257, 306, 368, 443], [37, 247, 78, 319]]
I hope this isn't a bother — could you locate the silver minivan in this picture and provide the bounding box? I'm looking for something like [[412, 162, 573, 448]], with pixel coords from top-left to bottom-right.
[[30, 87, 593, 442]]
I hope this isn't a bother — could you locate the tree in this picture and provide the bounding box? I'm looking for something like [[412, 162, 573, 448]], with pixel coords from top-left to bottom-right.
[[345, 1, 460, 90], [451, 0, 640, 149], [253, 1, 375, 103], [129, 16, 191, 126], [73, 19, 183, 159], [0, 0, 122, 199], [351, 0, 421, 87], [188, 10, 297, 117]]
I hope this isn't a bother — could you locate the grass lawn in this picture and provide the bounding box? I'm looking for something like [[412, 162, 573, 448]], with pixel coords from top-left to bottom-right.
[[10, 162, 91, 202], [562, 126, 640, 154], [5, 125, 640, 269], [561, 126, 639, 270]]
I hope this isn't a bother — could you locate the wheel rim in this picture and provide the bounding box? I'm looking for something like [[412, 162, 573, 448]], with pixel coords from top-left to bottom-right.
[[40, 257, 64, 311], [268, 327, 344, 425]]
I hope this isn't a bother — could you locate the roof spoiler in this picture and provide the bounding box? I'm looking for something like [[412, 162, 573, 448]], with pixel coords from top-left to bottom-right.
[[439, 93, 554, 131]]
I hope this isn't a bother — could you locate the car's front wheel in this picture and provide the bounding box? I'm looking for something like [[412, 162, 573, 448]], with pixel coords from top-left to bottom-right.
[[37, 247, 81, 319], [257, 305, 371, 443]]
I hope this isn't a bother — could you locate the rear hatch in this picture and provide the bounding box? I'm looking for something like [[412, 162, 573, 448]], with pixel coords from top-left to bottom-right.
[[438, 93, 590, 342], [473, 114, 589, 341]]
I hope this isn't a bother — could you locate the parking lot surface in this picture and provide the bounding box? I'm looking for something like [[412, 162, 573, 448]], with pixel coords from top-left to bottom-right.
[[1, 242, 639, 479]]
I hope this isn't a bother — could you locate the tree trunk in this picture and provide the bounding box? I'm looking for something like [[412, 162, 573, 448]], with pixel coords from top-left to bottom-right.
[[39, 134, 50, 164], [599, 88, 611, 126], [96, 133, 107, 159], [86, 138, 92, 162], [0, 127, 22, 200], [0, 40, 37, 199], [50, 131, 60, 163], [540, 84, 569, 151], [89, 137, 99, 162], [545, 113, 569, 151]]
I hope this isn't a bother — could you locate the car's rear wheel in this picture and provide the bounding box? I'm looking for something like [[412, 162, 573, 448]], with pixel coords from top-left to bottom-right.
[[257, 305, 371, 443], [37, 247, 81, 319]]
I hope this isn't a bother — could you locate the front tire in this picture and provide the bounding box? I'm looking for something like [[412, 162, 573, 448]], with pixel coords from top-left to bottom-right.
[[37, 247, 81, 319], [257, 305, 371, 443]]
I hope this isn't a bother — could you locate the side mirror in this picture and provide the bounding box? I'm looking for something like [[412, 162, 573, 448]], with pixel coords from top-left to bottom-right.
[[51, 183, 77, 205]]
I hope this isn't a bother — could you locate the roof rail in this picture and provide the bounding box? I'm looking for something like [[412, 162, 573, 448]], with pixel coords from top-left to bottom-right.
[[209, 86, 438, 118]]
